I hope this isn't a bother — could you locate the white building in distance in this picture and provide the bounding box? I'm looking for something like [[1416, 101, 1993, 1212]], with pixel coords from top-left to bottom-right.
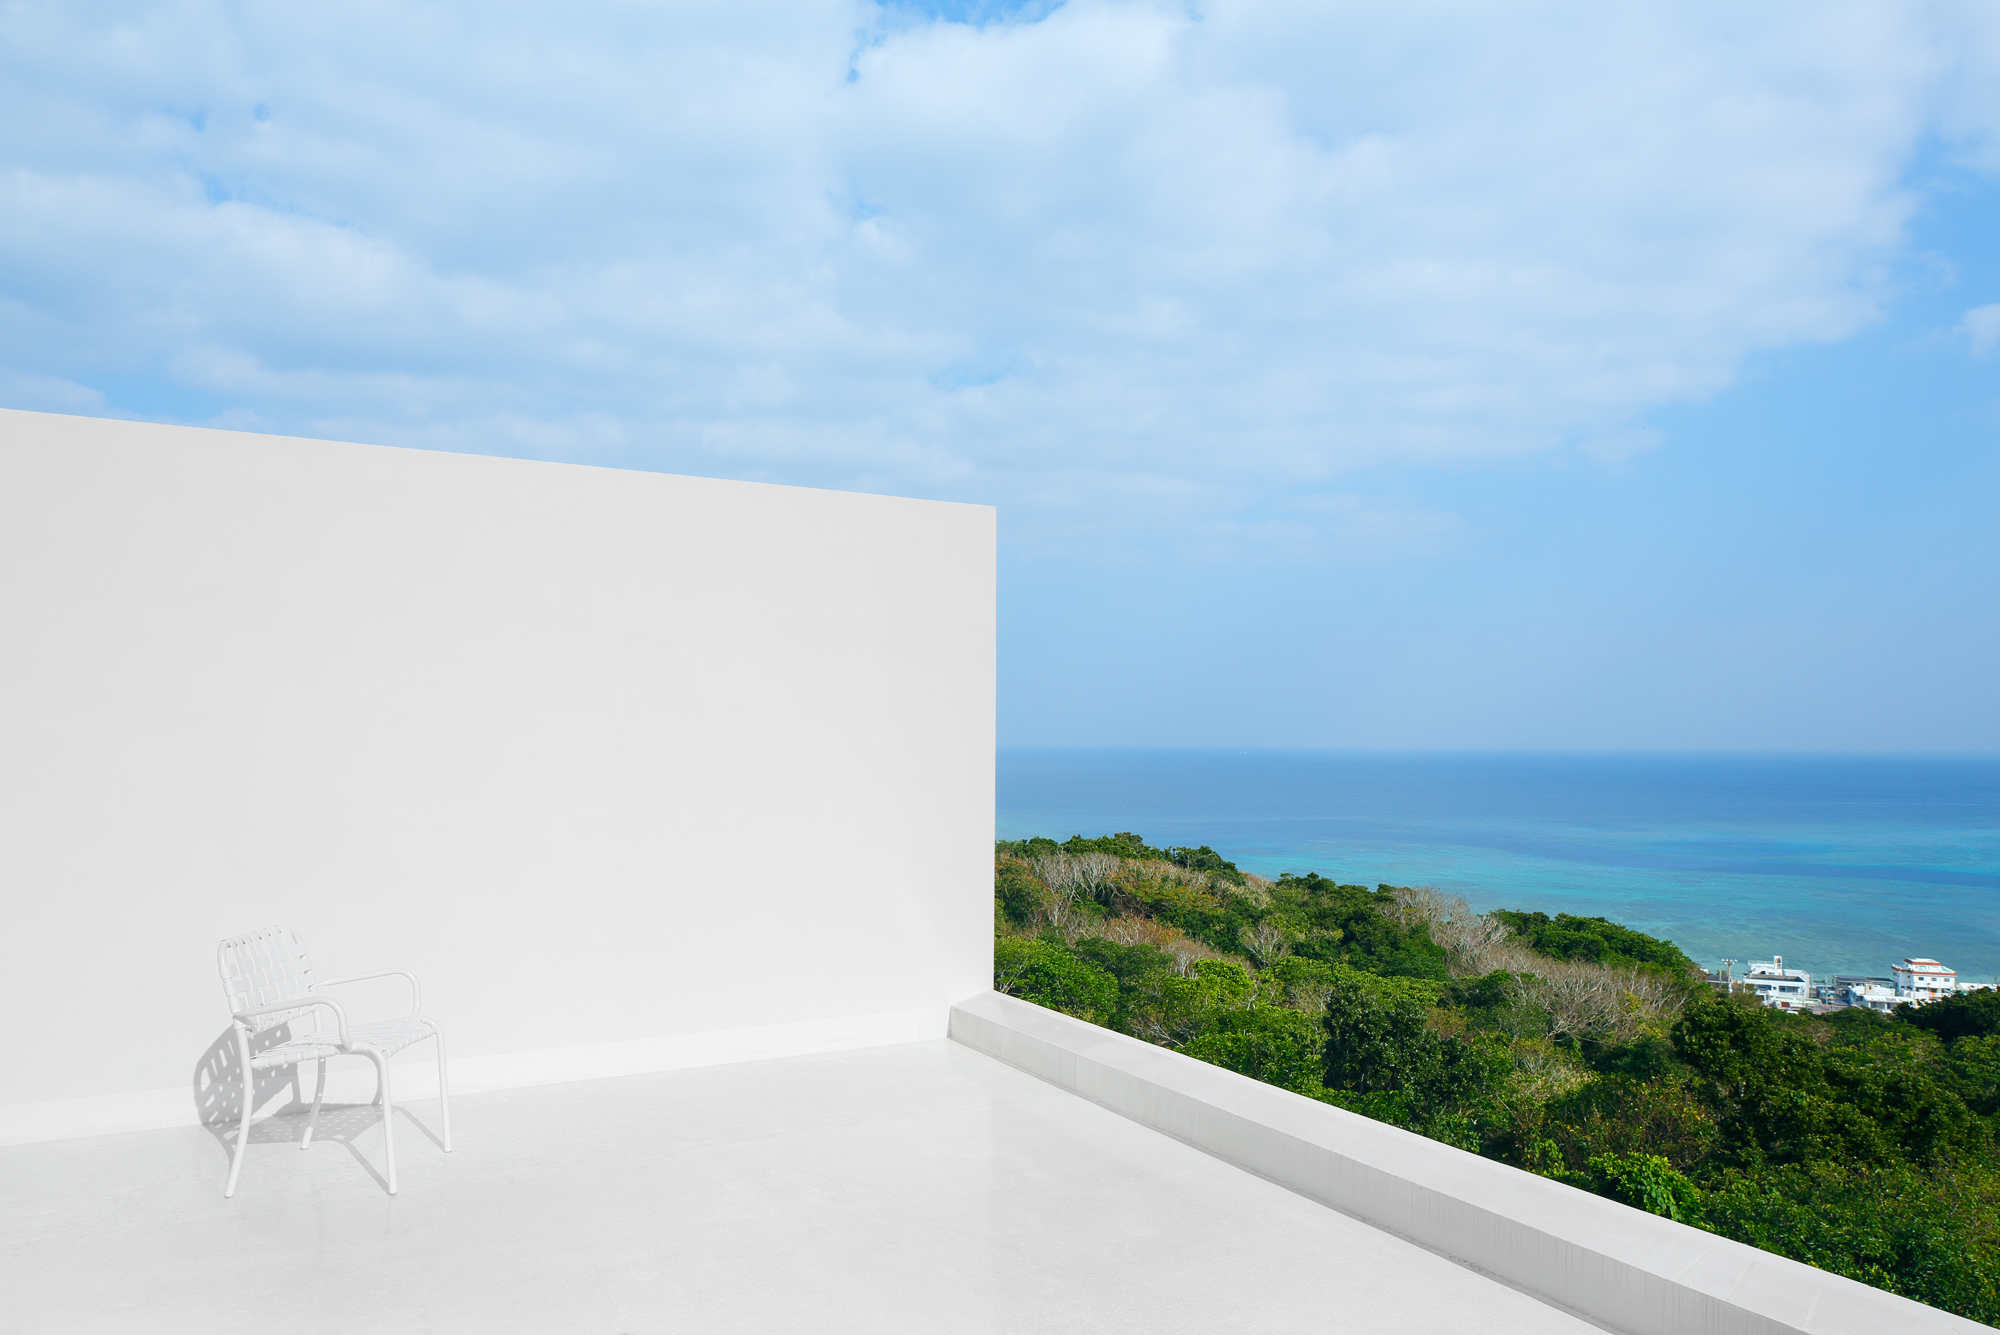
[[1839, 961, 1990, 1011], [1894, 958, 1957, 1002], [1743, 956, 1812, 1009], [1844, 980, 1902, 1013]]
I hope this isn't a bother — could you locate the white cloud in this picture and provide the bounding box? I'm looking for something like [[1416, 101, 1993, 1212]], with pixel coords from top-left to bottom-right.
[[1960, 303, 2000, 356], [0, 0, 1991, 558]]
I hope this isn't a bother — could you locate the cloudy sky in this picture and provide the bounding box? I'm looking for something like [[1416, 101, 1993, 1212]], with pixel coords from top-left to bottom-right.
[[5, 0, 1997, 749]]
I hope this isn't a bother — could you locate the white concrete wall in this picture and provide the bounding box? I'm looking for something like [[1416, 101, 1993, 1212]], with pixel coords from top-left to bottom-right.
[[0, 409, 994, 1142], [952, 992, 1987, 1335]]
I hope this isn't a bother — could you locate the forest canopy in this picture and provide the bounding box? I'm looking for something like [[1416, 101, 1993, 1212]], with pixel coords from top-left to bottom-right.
[[992, 835, 2000, 1322]]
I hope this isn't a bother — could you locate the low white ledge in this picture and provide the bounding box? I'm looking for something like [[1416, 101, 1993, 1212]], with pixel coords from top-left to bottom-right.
[[948, 990, 1986, 1335]]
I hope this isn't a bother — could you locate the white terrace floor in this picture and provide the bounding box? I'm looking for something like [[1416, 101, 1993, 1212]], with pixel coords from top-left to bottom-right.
[[2, 1040, 1602, 1334]]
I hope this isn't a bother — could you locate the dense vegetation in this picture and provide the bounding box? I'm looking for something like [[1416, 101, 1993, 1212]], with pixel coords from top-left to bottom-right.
[[994, 833, 2000, 1321]]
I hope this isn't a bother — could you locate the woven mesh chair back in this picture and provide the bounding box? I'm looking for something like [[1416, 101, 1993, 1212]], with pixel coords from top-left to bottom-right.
[[217, 925, 318, 1031]]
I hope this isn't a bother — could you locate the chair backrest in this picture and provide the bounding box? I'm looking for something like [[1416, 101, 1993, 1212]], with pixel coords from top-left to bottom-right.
[[217, 925, 317, 1031]]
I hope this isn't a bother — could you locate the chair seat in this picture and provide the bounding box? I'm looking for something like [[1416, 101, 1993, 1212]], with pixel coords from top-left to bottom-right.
[[249, 1014, 441, 1069]]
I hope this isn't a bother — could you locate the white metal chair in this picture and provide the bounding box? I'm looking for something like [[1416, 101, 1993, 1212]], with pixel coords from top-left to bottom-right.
[[216, 924, 451, 1197]]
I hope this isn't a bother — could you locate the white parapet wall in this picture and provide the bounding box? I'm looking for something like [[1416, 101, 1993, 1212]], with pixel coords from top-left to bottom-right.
[[950, 991, 1988, 1335], [0, 410, 994, 1144]]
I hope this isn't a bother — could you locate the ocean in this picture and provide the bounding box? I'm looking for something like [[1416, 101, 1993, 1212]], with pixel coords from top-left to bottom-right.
[[995, 749, 2000, 984]]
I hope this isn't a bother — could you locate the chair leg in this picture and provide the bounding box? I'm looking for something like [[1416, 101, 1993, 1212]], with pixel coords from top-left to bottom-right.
[[225, 1028, 253, 1198], [368, 1048, 398, 1196], [302, 1059, 326, 1149], [434, 1030, 452, 1153]]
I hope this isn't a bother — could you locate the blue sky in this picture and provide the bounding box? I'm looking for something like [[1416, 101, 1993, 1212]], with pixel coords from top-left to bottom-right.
[[4, 1, 1996, 750]]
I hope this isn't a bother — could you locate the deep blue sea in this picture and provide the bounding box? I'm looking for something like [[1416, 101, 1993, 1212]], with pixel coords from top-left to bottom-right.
[[996, 750, 2000, 984]]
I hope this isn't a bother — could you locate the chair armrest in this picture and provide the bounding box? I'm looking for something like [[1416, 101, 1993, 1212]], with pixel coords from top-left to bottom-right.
[[317, 969, 423, 1017], [234, 995, 350, 1046]]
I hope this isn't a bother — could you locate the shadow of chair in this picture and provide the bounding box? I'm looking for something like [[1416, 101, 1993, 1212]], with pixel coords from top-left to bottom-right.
[[193, 1023, 303, 1133], [192, 1022, 451, 1196]]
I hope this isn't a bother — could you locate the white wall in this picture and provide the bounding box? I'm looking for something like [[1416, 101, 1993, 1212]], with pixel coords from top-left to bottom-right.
[[953, 993, 1988, 1335], [0, 410, 994, 1141]]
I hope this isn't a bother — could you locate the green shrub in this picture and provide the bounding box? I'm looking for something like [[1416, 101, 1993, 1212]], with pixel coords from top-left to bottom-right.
[[1901, 990, 2000, 1043], [1490, 909, 1696, 976], [1185, 1004, 1326, 1095], [1582, 1152, 1703, 1223], [1703, 1161, 2000, 1321], [1321, 967, 1504, 1139], [993, 937, 1120, 1028]]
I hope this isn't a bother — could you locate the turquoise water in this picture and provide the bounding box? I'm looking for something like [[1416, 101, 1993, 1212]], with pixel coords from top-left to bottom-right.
[[995, 750, 2000, 983]]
